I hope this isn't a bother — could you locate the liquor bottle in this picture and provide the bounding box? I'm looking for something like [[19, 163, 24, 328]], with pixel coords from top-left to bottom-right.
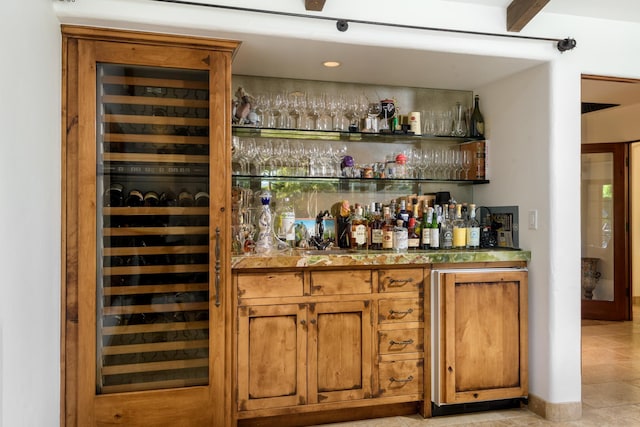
[[398, 199, 409, 226], [412, 198, 420, 221], [350, 205, 368, 250], [421, 206, 432, 250], [430, 205, 440, 249], [370, 203, 384, 250], [389, 199, 397, 220], [382, 206, 394, 250], [255, 190, 274, 254], [441, 204, 453, 249], [407, 217, 420, 250], [452, 203, 467, 249], [125, 189, 144, 207], [466, 203, 481, 249], [470, 95, 485, 138], [277, 197, 297, 248], [337, 199, 351, 249], [412, 197, 421, 239], [393, 219, 408, 252]]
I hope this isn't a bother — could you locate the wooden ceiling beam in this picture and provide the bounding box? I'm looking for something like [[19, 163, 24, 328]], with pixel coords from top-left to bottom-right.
[[507, 0, 550, 32], [305, 0, 326, 12]]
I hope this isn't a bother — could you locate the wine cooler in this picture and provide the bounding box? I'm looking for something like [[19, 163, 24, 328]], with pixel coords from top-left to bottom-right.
[[96, 63, 212, 394]]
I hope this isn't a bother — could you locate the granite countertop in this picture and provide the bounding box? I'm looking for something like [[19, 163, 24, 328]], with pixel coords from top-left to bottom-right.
[[231, 248, 531, 269]]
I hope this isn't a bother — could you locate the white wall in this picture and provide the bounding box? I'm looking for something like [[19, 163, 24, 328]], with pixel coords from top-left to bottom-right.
[[2, 0, 639, 425], [0, 2, 62, 427]]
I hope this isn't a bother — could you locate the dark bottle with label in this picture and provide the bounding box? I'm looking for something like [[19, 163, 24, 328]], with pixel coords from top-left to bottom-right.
[[470, 95, 485, 138], [370, 203, 384, 250]]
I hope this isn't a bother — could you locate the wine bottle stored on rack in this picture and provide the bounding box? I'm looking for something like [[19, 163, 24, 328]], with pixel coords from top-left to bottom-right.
[[144, 191, 160, 207], [125, 189, 144, 207], [104, 183, 124, 207], [178, 190, 195, 207], [160, 191, 177, 207], [195, 191, 210, 207]]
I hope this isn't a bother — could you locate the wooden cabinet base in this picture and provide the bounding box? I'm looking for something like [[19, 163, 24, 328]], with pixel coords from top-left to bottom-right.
[[237, 402, 421, 427]]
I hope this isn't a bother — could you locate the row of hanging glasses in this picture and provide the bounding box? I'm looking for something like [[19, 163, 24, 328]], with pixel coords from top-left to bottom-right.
[[232, 137, 476, 180], [244, 91, 471, 136]]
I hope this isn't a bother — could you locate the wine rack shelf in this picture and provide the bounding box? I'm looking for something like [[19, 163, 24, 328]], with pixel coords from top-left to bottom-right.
[[97, 62, 212, 394]]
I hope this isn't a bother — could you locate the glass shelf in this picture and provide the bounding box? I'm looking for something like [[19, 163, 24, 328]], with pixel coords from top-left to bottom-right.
[[232, 125, 484, 144], [232, 174, 489, 186]]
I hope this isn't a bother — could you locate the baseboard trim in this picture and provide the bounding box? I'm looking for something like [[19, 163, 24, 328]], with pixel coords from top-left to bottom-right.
[[527, 394, 581, 422]]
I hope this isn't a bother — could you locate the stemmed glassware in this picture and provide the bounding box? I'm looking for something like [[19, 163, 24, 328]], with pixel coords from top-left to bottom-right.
[[462, 150, 473, 180], [287, 93, 304, 129], [254, 139, 273, 176], [347, 95, 367, 131]]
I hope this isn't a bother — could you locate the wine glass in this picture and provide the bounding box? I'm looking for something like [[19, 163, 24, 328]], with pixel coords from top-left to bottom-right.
[[288, 92, 304, 129], [289, 141, 306, 176], [254, 139, 273, 176], [462, 150, 473, 180]]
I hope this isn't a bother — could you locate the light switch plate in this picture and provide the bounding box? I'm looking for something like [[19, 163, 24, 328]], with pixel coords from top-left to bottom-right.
[[528, 210, 538, 230]]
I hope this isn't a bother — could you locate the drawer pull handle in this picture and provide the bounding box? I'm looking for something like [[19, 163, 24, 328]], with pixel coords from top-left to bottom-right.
[[388, 278, 414, 287], [390, 375, 414, 383], [389, 308, 413, 317], [389, 339, 414, 346]]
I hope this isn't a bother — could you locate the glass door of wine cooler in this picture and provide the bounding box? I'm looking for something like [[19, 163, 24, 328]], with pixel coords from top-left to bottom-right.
[[65, 31, 235, 426], [97, 63, 212, 394]]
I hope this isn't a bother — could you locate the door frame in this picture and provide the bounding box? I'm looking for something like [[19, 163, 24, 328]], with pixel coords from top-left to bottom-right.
[[581, 142, 630, 320]]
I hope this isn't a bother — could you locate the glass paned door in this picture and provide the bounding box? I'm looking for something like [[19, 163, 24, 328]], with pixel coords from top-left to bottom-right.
[[581, 143, 629, 320], [581, 152, 613, 301], [96, 63, 211, 393]]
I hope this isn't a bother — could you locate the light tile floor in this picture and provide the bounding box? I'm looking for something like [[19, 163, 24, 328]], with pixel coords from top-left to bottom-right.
[[314, 307, 640, 426]]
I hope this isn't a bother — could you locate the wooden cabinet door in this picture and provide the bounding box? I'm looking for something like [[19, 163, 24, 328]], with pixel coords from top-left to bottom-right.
[[308, 301, 373, 404], [237, 304, 307, 411], [63, 27, 237, 427], [440, 270, 528, 404]]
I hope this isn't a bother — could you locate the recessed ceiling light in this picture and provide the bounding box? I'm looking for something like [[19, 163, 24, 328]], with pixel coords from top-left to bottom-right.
[[323, 61, 341, 68]]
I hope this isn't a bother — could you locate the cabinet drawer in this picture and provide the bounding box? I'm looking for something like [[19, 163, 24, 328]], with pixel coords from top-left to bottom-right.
[[378, 299, 423, 324], [378, 269, 424, 293], [310, 270, 372, 295], [237, 272, 304, 298], [378, 359, 423, 397], [378, 329, 424, 355]]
